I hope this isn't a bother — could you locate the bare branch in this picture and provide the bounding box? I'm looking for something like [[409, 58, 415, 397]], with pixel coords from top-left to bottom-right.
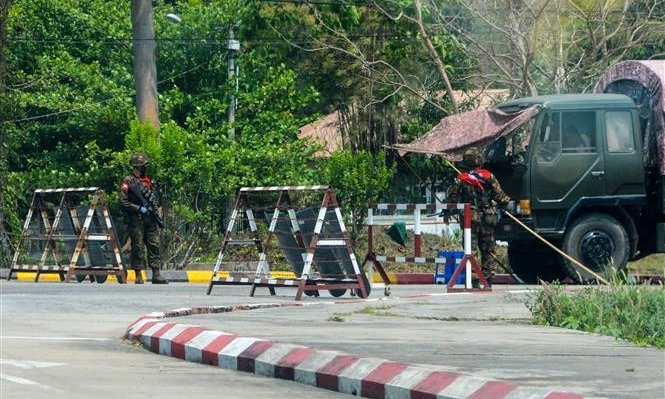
[[411, 0, 459, 113]]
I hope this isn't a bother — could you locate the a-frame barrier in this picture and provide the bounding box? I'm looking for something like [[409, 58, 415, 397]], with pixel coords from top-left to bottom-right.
[[8, 188, 127, 283], [445, 204, 491, 292], [206, 186, 388, 300]]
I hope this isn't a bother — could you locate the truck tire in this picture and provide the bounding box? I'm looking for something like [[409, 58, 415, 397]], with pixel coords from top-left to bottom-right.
[[507, 243, 566, 284], [561, 213, 629, 282]]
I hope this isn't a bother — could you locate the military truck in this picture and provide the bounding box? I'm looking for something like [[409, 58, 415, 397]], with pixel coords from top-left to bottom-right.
[[489, 61, 665, 282]]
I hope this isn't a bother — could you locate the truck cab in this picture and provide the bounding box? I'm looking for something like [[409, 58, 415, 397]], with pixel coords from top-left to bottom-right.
[[491, 94, 661, 282]]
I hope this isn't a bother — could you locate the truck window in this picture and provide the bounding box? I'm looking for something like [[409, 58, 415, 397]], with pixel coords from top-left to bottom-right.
[[561, 111, 596, 153], [606, 111, 635, 153], [536, 112, 561, 163]]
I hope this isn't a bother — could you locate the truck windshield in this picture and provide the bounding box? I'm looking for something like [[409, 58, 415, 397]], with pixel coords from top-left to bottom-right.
[[485, 117, 534, 166]]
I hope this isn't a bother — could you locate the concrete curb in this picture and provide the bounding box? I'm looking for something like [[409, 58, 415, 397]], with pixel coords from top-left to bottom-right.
[[124, 302, 608, 399]]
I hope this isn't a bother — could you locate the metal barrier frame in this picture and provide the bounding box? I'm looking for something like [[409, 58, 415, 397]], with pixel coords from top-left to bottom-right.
[[8, 188, 127, 283], [206, 186, 388, 299], [363, 202, 490, 291]]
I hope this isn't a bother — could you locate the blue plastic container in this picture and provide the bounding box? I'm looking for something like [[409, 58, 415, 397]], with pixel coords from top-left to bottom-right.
[[434, 251, 465, 284]]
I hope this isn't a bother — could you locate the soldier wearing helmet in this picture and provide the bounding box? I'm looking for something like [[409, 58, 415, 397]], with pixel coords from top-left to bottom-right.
[[462, 148, 485, 168], [445, 147, 510, 286], [119, 152, 168, 284]]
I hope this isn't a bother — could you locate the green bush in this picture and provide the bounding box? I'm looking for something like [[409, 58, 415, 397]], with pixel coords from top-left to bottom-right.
[[527, 281, 665, 348], [317, 150, 395, 238]]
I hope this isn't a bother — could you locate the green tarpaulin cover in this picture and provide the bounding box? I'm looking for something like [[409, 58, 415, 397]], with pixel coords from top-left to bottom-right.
[[385, 222, 407, 246]]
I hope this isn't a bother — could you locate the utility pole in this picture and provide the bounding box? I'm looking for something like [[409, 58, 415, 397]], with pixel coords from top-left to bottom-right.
[[227, 24, 239, 139], [131, 0, 160, 131]]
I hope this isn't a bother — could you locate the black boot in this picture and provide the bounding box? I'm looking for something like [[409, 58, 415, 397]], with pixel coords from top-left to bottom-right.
[[134, 269, 144, 284], [151, 268, 169, 284]]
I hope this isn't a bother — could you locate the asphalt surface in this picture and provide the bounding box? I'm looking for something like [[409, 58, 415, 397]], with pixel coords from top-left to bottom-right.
[[1, 281, 663, 399]]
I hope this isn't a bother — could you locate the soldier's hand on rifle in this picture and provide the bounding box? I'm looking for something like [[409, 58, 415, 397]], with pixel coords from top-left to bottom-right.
[[426, 209, 445, 217], [138, 206, 148, 215], [157, 206, 163, 218], [427, 209, 455, 220], [437, 209, 453, 218]]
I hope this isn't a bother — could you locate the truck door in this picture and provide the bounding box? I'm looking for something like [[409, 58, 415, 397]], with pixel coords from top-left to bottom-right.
[[531, 110, 604, 228], [602, 110, 645, 196]]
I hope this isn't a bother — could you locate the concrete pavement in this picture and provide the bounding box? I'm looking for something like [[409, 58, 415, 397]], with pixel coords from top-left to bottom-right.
[[1, 281, 663, 399], [125, 285, 664, 399]]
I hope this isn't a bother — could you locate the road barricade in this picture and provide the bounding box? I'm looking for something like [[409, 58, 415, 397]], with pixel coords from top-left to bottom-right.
[[206, 186, 389, 300], [8, 188, 127, 283], [363, 202, 490, 292]]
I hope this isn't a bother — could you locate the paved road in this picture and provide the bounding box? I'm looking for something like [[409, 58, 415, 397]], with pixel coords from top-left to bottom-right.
[[0, 282, 349, 399], [1, 281, 663, 399]]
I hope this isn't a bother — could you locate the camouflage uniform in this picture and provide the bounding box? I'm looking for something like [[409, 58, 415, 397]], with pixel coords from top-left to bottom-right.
[[119, 153, 167, 284], [446, 148, 510, 283]]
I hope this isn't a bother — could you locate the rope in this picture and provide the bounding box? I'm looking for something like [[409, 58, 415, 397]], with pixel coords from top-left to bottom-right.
[[503, 211, 609, 285], [390, 145, 606, 284]]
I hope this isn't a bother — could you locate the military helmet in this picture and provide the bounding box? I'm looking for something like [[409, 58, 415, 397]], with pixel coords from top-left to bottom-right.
[[130, 152, 150, 167], [462, 148, 484, 168]]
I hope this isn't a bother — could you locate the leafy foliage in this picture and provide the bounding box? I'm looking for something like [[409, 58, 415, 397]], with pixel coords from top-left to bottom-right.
[[3, 0, 664, 268], [317, 150, 394, 236]]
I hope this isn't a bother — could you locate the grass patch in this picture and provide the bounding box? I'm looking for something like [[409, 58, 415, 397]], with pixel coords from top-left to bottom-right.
[[355, 304, 399, 317], [628, 254, 665, 275], [327, 305, 400, 322], [416, 316, 460, 321], [327, 312, 352, 322], [526, 281, 665, 348]]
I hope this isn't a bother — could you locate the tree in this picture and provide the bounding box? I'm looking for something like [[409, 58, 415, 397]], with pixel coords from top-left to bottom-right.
[[317, 150, 394, 238], [1, 0, 13, 266], [131, 0, 159, 129], [446, 0, 556, 96], [3, 0, 323, 267], [261, 1, 472, 153], [565, 0, 665, 91], [446, 0, 665, 95], [372, 0, 460, 113]]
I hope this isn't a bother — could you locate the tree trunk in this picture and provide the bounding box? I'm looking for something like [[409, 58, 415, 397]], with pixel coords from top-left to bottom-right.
[[131, 0, 159, 130]]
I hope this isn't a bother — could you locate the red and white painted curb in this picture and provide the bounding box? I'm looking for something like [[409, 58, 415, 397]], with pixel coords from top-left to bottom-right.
[[125, 302, 608, 399]]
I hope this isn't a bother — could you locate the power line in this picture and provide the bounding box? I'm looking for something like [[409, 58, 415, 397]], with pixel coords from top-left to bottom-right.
[[259, 0, 374, 6], [9, 35, 665, 47], [7, 58, 215, 124], [7, 31, 406, 44]]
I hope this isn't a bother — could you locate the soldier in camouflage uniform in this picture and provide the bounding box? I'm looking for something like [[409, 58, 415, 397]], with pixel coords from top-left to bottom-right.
[[446, 148, 510, 285], [119, 153, 168, 284]]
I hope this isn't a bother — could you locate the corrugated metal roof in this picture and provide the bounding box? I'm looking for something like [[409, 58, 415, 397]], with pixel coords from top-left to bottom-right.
[[298, 111, 342, 157]]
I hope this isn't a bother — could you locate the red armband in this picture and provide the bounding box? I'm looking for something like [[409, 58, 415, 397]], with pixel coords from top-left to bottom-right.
[[459, 173, 484, 190], [138, 177, 152, 190]]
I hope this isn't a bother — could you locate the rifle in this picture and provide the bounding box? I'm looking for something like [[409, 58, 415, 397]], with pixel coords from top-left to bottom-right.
[[128, 183, 165, 229], [427, 209, 449, 218], [426, 208, 460, 224]]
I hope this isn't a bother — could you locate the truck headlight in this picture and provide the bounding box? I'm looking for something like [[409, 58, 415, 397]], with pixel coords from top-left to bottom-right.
[[506, 200, 516, 213]]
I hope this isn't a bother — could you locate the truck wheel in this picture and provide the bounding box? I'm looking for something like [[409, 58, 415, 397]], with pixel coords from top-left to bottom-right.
[[507, 244, 566, 284], [562, 213, 629, 282]]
